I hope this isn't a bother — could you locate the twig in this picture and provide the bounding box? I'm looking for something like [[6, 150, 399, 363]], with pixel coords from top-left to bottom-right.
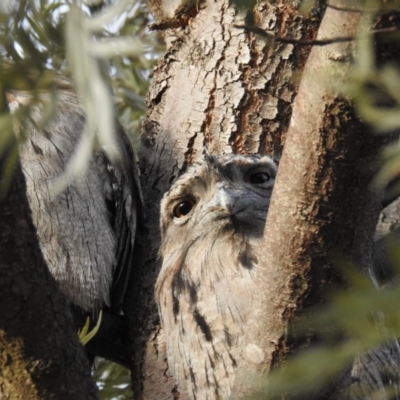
[[326, 3, 375, 13], [234, 25, 399, 46]]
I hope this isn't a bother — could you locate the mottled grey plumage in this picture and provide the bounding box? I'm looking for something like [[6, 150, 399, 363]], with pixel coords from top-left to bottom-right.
[[156, 154, 277, 399], [12, 80, 140, 316], [156, 154, 400, 400]]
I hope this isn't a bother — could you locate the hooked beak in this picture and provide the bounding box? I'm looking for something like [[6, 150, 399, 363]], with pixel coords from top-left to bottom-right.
[[197, 182, 268, 238]]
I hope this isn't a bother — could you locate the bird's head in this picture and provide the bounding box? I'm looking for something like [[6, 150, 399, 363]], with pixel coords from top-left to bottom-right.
[[160, 154, 277, 254]]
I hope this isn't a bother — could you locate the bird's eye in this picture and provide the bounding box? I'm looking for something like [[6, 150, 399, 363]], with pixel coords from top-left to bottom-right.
[[247, 172, 271, 184], [173, 199, 196, 218]]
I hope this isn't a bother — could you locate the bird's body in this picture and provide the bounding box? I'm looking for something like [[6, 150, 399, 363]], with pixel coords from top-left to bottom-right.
[[13, 80, 140, 319], [156, 154, 277, 399]]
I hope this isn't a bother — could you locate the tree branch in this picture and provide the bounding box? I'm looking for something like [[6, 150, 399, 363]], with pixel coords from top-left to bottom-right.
[[235, 1, 395, 397], [234, 24, 398, 46]]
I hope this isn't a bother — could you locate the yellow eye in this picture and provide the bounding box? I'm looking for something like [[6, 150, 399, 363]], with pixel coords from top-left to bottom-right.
[[173, 199, 196, 218], [247, 172, 270, 184]]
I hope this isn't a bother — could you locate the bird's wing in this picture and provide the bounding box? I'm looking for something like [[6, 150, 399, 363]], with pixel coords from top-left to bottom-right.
[[105, 123, 144, 313]]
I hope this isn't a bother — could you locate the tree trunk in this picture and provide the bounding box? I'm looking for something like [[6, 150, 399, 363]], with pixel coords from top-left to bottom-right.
[[0, 152, 98, 399], [126, 0, 400, 398], [129, 0, 324, 398]]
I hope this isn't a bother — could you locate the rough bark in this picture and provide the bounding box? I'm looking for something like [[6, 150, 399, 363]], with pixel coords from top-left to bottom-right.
[[127, 0, 400, 399], [0, 154, 98, 399], [129, 0, 325, 398], [244, 2, 398, 398]]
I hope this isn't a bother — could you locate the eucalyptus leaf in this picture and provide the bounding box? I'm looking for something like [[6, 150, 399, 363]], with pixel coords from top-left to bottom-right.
[[90, 37, 144, 58]]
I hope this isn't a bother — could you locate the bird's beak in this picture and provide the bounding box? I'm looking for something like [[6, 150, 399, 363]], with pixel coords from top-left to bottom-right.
[[206, 182, 244, 216], [215, 186, 235, 213]]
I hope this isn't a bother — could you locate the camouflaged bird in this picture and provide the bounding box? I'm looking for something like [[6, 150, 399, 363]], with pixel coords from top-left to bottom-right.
[[11, 78, 141, 357], [156, 154, 400, 400], [156, 154, 277, 399]]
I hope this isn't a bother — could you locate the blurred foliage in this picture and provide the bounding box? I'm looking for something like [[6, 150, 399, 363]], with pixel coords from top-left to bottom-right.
[[94, 359, 132, 399], [0, 0, 163, 192], [251, 254, 400, 398], [0, 0, 163, 398], [4, 0, 400, 399], [244, 0, 400, 398]]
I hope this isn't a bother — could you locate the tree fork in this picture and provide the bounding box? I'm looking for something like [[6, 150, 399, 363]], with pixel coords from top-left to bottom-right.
[[129, 0, 399, 398], [130, 0, 326, 398]]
